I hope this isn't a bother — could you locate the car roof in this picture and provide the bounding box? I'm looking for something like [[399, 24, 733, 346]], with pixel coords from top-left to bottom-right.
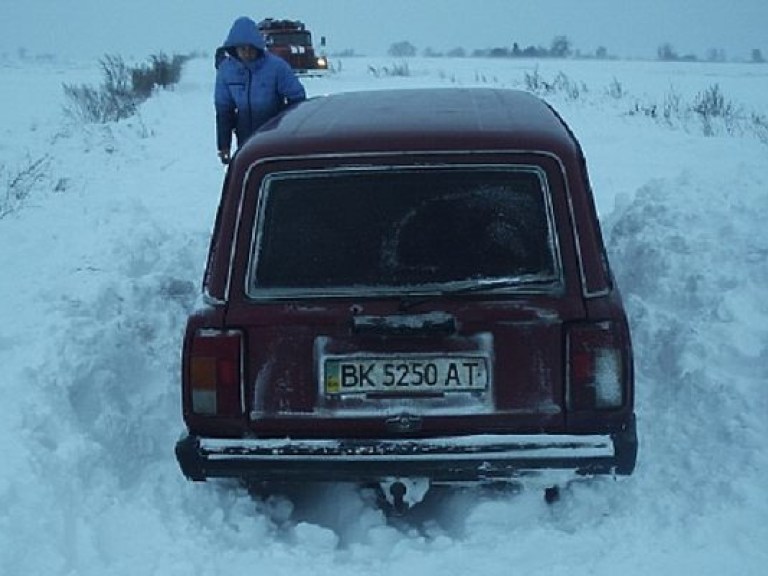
[[237, 88, 580, 161]]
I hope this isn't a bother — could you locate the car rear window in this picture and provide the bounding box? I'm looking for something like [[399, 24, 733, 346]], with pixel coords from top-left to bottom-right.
[[248, 167, 559, 295]]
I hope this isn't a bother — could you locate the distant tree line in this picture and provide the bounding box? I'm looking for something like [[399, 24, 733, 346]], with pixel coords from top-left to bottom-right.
[[389, 35, 590, 59], [387, 37, 766, 63], [657, 42, 765, 63]]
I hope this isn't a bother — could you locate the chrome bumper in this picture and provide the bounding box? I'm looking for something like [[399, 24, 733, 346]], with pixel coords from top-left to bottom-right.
[[176, 422, 637, 483]]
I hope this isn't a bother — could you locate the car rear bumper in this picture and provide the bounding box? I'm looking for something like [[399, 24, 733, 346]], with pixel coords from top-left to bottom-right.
[[176, 417, 637, 483]]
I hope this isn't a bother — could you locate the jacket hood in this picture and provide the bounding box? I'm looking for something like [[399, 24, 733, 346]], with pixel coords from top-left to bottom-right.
[[223, 17, 266, 50]]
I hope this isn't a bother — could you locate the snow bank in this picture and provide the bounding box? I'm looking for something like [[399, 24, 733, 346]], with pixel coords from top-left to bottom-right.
[[1, 56, 767, 575]]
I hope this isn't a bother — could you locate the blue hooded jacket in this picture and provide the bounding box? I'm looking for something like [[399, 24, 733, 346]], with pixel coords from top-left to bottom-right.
[[215, 17, 306, 151]]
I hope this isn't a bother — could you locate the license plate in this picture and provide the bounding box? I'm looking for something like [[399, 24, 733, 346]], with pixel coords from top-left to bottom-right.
[[324, 355, 489, 396]]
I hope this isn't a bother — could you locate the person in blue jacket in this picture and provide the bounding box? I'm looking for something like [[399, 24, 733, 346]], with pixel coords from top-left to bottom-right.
[[215, 17, 306, 164]]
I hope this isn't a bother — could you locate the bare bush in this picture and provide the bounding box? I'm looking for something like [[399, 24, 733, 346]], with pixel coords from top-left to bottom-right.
[[131, 64, 157, 100], [524, 67, 551, 93], [63, 55, 138, 123], [607, 77, 626, 99], [749, 113, 768, 144], [149, 53, 188, 88], [131, 53, 188, 99], [524, 68, 585, 100], [626, 83, 764, 143], [0, 155, 50, 219], [368, 61, 411, 77], [692, 84, 741, 135], [661, 88, 684, 126], [63, 52, 189, 124], [631, 100, 658, 119], [552, 72, 585, 100], [473, 71, 498, 84]]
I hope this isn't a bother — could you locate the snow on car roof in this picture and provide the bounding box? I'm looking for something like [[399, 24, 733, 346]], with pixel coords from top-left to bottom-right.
[[238, 88, 579, 160]]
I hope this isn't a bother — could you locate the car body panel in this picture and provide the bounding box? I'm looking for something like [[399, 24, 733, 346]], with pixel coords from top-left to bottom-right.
[[177, 88, 637, 487]]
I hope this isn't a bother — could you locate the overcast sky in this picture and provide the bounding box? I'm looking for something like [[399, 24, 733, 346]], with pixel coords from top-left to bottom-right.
[[2, 0, 767, 61]]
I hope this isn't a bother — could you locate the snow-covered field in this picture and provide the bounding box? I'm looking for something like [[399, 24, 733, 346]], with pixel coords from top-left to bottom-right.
[[1, 55, 767, 574]]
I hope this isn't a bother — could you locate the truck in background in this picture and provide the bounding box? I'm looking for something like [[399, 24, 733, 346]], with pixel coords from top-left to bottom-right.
[[258, 18, 328, 76]]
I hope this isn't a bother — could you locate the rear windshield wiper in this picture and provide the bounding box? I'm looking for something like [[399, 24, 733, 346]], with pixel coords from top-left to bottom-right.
[[439, 276, 554, 295], [398, 277, 557, 311]]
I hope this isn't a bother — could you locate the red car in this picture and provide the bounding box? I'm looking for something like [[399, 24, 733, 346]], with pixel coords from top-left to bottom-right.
[[175, 88, 637, 510]]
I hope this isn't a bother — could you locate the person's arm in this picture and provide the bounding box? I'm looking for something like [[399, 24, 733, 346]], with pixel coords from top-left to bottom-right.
[[214, 67, 237, 160], [276, 60, 306, 106]]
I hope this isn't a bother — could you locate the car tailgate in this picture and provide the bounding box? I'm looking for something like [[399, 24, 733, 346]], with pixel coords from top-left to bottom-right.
[[227, 298, 583, 437]]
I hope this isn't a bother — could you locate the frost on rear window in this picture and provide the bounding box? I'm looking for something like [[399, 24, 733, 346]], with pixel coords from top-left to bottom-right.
[[250, 168, 558, 293]]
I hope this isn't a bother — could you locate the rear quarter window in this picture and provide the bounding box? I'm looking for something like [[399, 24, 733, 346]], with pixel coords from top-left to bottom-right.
[[248, 167, 560, 296]]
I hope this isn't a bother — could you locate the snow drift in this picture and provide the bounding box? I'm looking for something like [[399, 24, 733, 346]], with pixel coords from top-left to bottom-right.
[[1, 56, 766, 575]]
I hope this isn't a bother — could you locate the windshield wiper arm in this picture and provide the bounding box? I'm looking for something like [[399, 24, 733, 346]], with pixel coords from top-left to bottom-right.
[[439, 277, 537, 295], [398, 277, 556, 311]]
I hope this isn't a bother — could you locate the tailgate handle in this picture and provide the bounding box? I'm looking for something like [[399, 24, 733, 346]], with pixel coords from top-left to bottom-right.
[[351, 312, 457, 337]]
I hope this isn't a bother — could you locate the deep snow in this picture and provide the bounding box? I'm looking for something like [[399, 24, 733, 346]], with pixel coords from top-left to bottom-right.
[[1, 55, 767, 575]]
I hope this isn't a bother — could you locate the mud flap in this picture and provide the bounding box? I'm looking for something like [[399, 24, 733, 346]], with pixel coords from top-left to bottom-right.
[[612, 414, 638, 475]]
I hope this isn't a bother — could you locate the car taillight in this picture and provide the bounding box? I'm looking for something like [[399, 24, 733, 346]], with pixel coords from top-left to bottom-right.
[[567, 322, 627, 411], [187, 329, 243, 416]]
